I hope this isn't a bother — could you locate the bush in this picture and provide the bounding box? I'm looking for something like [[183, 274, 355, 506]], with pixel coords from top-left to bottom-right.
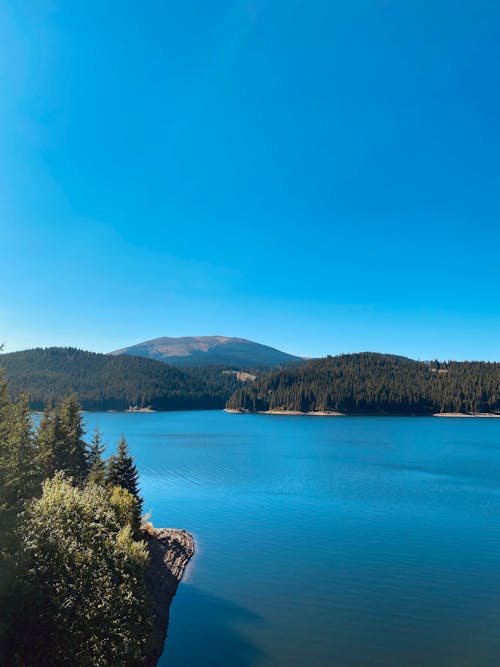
[[13, 474, 150, 667]]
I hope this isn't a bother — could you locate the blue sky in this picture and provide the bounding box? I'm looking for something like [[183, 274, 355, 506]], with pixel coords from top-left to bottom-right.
[[1, 1, 500, 360]]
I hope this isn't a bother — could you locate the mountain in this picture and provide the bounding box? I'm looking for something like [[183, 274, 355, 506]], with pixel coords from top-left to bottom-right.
[[109, 336, 303, 368], [0, 347, 242, 411], [226, 352, 500, 415]]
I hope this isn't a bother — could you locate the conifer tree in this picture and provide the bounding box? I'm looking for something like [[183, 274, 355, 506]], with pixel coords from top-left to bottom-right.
[[0, 375, 40, 661], [86, 426, 106, 486], [35, 406, 58, 479], [58, 395, 88, 480], [0, 367, 14, 662], [0, 368, 14, 510], [36, 397, 88, 482], [4, 395, 39, 509], [106, 436, 142, 524]]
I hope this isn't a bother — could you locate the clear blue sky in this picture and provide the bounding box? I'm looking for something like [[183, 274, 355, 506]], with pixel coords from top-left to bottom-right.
[[1, 1, 499, 360]]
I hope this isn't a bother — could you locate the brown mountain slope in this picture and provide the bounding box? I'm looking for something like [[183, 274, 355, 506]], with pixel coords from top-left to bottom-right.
[[109, 336, 303, 368]]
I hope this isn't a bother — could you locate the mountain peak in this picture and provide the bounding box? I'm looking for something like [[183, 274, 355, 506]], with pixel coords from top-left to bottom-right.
[[109, 336, 303, 368]]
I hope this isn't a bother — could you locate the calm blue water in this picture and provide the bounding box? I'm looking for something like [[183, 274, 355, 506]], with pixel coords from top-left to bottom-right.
[[85, 411, 500, 667]]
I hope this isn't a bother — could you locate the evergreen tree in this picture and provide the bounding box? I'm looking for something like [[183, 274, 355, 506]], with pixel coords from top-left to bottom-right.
[[0, 368, 16, 661], [86, 426, 106, 486], [106, 436, 142, 525], [0, 376, 40, 662], [36, 397, 88, 481], [0, 368, 14, 511], [35, 406, 59, 479], [3, 395, 39, 509], [58, 395, 88, 480]]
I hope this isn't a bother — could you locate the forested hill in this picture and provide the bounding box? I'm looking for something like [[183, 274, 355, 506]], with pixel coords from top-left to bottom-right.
[[226, 353, 500, 415], [0, 347, 241, 411]]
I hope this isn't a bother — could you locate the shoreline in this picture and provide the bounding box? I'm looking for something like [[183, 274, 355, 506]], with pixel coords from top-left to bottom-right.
[[142, 526, 195, 667], [433, 412, 500, 418], [226, 409, 500, 418], [225, 408, 345, 416], [262, 409, 346, 416]]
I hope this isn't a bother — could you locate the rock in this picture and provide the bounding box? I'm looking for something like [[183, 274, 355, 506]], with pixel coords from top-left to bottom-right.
[[142, 526, 194, 667]]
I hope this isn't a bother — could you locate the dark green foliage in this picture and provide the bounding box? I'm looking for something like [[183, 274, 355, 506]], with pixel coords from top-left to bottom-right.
[[0, 371, 153, 666], [106, 436, 142, 528], [227, 353, 500, 415], [183, 364, 242, 400], [0, 392, 39, 514], [0, 347, 246, 411], [13, 475, 150, 667], [0, 371, 40, 662], [87, 426, 107, 486], [36, 395, 89, 480]]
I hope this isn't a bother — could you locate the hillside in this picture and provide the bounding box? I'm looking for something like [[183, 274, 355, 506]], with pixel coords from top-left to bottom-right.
[[109, 336, 303, 368], [0, 347, 241, 411], [226, 352, 500, 415]]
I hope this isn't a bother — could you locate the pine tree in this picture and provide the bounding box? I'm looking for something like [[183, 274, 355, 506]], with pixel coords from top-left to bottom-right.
[[106, 436, 142, 524], [0, 368, 14, 510], [0, 375, 41, 661], [36, 397, 88, 482], [86, 426, 106, 486], [4, 395, 40, 508], [58, 395, 88, 481], [35, 406, 58, 479]]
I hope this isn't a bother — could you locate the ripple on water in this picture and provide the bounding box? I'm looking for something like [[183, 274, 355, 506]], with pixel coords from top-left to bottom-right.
[[83, 412, 500, 667]]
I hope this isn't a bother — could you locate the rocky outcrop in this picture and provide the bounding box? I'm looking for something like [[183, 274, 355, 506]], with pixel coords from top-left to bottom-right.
[[143, 526, 194, 667]]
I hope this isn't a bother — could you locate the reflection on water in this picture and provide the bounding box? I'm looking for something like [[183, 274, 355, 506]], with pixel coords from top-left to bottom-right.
[[164, 586, 263, 667], [85, 412, 500, 667]]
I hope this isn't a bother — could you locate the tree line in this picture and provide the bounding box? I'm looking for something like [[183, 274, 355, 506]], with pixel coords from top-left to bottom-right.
[[226, 353, 500, 414], [0, 347, 242, 411], [0, 364, 152, 666]]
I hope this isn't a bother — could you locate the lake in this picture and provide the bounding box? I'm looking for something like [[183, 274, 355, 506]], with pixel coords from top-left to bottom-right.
[[85, 411, 500, 667]]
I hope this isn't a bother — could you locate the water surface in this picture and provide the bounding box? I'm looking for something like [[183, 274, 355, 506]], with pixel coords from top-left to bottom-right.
[[85, 411, 500, 667]]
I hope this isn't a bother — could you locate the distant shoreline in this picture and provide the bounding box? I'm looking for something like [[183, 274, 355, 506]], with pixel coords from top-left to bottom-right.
[[226, 408, 500, 418], [433, 412, 500, 418], [225, 408, 345, 416], [36, 408, 500, 417]]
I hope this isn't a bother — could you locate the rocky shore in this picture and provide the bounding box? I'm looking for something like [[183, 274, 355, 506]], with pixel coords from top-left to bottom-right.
[[142, 526, 195, 667]]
